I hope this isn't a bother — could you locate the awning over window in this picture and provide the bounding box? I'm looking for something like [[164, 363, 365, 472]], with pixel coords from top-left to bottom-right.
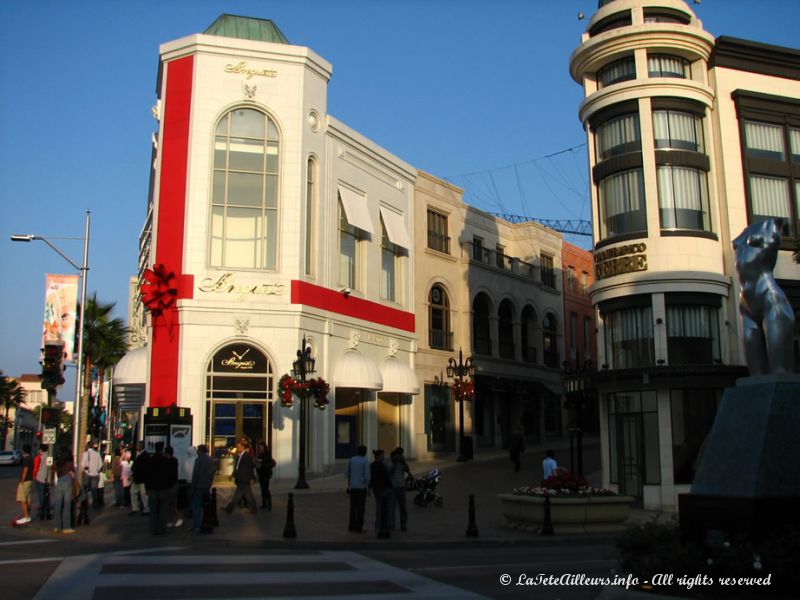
[[379, 357, 420, 394], [338, 185, 375, 235], [379, 206, 411, 250], [113, 346, 148, 386], [333, 350, 383, 390]]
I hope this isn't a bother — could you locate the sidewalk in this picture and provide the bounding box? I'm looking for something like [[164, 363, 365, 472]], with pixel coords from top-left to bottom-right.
[[8, 436, 659, 548]]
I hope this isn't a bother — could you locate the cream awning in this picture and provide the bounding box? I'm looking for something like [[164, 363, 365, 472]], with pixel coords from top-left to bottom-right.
[[379, 357, 420, 394], [379, 206, 411, 250], [113, 346, 148, 386], [338, 185, 375, 234], [333, 350, 383, 390]]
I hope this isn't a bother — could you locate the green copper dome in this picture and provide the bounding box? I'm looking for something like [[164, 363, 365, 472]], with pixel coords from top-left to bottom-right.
[[204, 14, 289, 44]]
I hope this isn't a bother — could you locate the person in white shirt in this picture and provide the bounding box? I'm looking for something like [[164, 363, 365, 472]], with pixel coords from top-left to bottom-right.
[[80, 440, 103, 508]]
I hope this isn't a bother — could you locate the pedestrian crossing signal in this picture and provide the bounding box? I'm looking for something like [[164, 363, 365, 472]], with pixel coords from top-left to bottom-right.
[[41, 342, 66, 390]]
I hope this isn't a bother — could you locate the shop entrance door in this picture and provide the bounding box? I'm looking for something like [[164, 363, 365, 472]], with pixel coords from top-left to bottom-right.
[[616, 413, 643, 499], [335, 415, 357, 458]]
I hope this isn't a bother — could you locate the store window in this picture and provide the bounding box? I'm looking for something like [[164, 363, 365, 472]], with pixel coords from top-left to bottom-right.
[[380, 218, 400, 302], [735, 91, 800, 242], [597, 56, 635, 88], [656, 166, 711, 231], [602, 299, 654, 369], [596, 113, 641, 160], [647, 54, 690, 78], [210, 108, 279, 270], [429, 285, 452, 351], [541, 253, 556, 288], [670, 389, 721, 484], [598, 168, 647, 239], [608, 390, 660, 495], [339, 199, 360, 289], [427, 209, 450, 254], [653, 110, 704, 152], [543, 313, 559, 368], [665, 294, 721, 365]]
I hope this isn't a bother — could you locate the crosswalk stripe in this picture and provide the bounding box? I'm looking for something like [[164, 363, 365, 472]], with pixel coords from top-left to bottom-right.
[[35, 551, 487, 599]]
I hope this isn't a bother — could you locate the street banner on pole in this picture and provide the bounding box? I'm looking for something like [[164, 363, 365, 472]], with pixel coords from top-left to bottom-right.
[[42, 274, 79, 361]]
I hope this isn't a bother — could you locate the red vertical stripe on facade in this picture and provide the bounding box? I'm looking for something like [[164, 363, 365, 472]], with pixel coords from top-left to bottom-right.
[[149, 56, 194, 408], [291, 280, 415, 332]]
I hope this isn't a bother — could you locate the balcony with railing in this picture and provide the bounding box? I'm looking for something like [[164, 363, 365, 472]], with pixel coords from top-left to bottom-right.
[[465, 241, 541, 284], [429, 329, 454, 351]]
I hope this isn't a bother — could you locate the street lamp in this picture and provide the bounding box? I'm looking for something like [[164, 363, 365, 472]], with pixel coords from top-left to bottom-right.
[[12, 210, 90, 461], [447, 348, 474, 462], [291, 335, 316, 489]]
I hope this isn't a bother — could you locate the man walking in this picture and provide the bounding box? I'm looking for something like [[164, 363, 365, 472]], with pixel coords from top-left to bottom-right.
[[346, 445, 370, 533], [80, 440, 103, 509], [223, 439, 258, 514], [130, 441, 150, 515], [15, 444, 34, 525], [190, 444, 215, 532], [145, 441, 171, 534]]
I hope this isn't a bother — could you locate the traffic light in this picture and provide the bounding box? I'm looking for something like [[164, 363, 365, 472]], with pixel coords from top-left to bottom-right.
[[41, 407, 62, 428], [41, 342, 66, 390]]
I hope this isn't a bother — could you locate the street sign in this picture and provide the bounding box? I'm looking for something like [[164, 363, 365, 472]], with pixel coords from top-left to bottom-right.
[[43, 428, 57, 444]]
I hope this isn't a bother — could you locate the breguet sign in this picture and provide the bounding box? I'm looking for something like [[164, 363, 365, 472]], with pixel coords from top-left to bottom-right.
[[594, 243, 648, 280], [224, 62, 278, 79], [198, 273, 287, 302], [213, 344, 267, 373]]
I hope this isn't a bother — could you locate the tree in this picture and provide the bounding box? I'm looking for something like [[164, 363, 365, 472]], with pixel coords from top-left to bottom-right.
[[76, 294, 129, 457], [0, 371, 26, 449]]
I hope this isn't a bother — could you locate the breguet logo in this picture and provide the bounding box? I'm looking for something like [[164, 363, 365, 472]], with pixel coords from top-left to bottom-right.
[[198, 273, 287, 301], [224, 61, 278, 80], [220, 348, 256, 371]]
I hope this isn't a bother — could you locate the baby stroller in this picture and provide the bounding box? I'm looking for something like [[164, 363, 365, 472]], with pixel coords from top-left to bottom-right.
[[412, 468, 443, 507]]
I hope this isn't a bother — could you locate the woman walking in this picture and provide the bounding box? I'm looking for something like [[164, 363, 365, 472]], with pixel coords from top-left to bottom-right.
[[53, 447, 76, 534]]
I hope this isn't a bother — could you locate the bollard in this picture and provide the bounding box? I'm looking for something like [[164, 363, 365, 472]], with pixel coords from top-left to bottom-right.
[[541, 494, 554, 535], [41, 482, 52, 521], [377, 494, 390, 539], [283, 493, 297, 538], [466, 494, 479, 538], [210, 487, 219, 526], [201, 491, 213, 534]]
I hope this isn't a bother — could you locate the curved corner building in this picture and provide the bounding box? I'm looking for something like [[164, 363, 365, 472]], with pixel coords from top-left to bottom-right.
[[570, 0, 800, 509]]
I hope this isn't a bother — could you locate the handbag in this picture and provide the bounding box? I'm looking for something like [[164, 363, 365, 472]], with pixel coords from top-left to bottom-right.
[[71, 477, 82, 500]]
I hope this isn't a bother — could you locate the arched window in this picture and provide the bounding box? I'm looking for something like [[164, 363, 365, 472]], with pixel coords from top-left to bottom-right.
[[521, 305, 538, 363], [498, 299, 515, 359], [472, 293, 492, 356], [305, 156, 316, 276], [210, 108, 279, 270], [205, 343, 274, 456], [429, 285, 452, 350], [543, 313, 559, 368]]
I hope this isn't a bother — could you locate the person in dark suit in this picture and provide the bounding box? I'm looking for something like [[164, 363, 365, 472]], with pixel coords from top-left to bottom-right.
[[223, 439, 258, 514]]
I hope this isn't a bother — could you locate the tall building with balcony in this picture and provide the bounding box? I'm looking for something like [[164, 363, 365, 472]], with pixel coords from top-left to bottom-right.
[[570, 0, 800, 510], [414, 171, 565, 458]]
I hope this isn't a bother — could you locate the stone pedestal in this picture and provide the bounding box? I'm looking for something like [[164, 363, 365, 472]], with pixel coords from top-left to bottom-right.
[[679, 376, 800, 542]]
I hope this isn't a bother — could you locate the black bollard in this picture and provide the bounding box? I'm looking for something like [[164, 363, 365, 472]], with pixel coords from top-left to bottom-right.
[[466, 494, 479, 538], [210, 487, 219, 526], [201, 491, 213, 534], [377, 494, 390, 539], [283, 493, 297, 538], [541, 494, 554, 535], [40, 482, 52, 521]]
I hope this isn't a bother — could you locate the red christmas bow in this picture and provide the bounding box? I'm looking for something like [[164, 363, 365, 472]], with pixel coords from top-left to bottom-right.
[[141, 263, 178, 328]]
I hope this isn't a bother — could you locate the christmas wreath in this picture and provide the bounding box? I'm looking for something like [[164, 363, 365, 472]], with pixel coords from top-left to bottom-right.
[[452, 378, 475, 402], [278, 374, 330, 409]]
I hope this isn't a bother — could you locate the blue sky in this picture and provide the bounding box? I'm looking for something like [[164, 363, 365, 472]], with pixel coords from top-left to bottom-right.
[[1, 0, 798, 394]]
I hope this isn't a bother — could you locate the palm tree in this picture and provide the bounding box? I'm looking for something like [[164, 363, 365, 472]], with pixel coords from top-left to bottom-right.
[[77, 294, 129, 456], [0, 371, 26, 449]]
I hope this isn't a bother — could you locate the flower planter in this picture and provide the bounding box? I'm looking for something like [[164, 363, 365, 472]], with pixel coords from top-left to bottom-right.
[[498, 493, 635, 534]]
